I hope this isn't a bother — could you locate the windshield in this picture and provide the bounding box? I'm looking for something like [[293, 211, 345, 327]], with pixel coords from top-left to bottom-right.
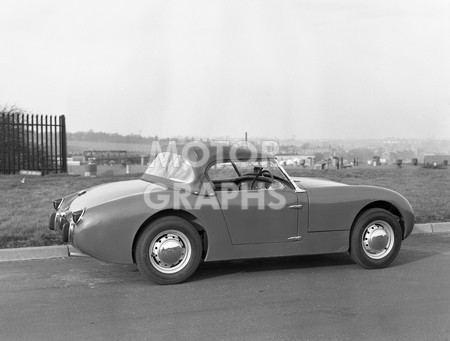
[[145, 152, 195, 183], [208, 159, 286, 180]]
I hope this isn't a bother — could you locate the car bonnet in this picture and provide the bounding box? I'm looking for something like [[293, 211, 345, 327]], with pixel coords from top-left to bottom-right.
[[68, 179, 167, 211]]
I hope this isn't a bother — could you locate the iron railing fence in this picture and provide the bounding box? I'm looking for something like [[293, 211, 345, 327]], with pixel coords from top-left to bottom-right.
[[0, 114, 67, 175]]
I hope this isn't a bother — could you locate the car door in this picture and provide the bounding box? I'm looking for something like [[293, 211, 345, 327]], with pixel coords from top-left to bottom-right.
[[216, 188, 299, 244], [208, 161, 299, 245]]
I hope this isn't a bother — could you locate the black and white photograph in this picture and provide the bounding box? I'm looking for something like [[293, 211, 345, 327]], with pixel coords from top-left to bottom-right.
[[1, 1, 449, 340]]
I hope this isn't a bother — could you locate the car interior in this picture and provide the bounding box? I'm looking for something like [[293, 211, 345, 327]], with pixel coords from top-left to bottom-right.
[[208, 163, 292, 192]]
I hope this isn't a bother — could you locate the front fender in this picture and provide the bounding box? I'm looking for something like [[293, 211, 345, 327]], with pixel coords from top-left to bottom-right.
[[73, 193, 156, 263], [71, 188, 230, 264]]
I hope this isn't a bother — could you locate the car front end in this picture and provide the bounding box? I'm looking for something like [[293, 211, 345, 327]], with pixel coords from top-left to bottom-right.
[[49, 179, 171, 264], [49, 191, 86, 245]]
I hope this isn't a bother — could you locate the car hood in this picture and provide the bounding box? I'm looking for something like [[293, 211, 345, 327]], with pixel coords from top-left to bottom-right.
[[68, 179, 167, 211], [291, 177, 347, 189]]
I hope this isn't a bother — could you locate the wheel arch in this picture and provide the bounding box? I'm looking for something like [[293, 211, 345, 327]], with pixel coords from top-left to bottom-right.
[[349, 200, 404, 252], [131, 209, 208, 263]]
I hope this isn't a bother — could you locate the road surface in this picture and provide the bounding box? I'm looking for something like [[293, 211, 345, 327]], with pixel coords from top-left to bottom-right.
[[1, 233, 449, 340]]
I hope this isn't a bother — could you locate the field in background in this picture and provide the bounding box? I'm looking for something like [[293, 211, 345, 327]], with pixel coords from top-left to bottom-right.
[[0, 165, 449, 248], [287, 165, 450, 224]]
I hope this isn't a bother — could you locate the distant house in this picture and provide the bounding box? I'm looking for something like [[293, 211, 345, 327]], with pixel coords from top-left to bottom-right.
[[424, 154, 450, 166]]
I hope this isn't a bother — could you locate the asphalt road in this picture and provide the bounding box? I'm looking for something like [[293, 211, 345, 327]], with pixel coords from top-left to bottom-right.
[[1, 233, 449, 341]]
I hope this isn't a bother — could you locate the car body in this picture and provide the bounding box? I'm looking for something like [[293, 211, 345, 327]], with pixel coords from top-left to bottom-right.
[[49, 145, 414, 284]]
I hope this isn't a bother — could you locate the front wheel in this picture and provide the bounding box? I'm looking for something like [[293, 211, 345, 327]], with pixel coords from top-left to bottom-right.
[[350, 208, 402, 269], [135, 216, 202, 285]]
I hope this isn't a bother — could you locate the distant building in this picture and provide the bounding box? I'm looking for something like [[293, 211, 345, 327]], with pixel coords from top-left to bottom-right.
[[277, 155, 315, 167], [424, 154, 449, 166], [83, 150, 127, 165]]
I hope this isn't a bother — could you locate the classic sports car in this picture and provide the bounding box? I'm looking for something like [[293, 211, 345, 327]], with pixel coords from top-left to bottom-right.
[[49, 145, 414, 285]]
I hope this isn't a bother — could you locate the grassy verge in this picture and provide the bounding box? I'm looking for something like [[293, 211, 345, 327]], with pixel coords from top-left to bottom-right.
[[0, 165, 448, 249], [0, 174, 135, 249]]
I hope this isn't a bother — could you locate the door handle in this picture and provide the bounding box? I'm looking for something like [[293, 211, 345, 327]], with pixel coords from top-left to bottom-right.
[[288, 204, 303, 209]]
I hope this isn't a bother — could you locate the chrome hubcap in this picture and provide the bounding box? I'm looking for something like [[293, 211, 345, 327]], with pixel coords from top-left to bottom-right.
[[150, 230, 191, 274], [362, 220, 394, 259]]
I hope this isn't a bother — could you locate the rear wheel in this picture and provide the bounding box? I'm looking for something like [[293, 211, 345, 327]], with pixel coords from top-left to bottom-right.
[[135, 216, 202, 285], [350, 208, 402, 269]]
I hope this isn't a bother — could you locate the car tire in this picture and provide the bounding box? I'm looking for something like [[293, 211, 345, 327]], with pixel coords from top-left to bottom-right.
[[350, 208, 402, 269], [135, 216, 202, 285]]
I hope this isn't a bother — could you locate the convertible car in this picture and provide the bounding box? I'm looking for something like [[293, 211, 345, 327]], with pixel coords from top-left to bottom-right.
[[49, 146, 414, 285]]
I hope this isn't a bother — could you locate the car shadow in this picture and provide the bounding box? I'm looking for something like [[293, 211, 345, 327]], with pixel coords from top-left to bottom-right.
[[394, 233, 449, 266], [190, 253, 354, 282], [394, 246, 442, 266], [88, 235, 446, 284], [189, 244, 443, 283]]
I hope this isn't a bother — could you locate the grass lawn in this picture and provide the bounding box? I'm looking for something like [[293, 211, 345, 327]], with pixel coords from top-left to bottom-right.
[[0, 165, 449, 249], [0, 173, 135, 249]]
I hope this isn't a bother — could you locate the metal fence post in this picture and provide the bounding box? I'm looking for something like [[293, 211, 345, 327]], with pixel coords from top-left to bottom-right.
[[60, 115, 67, 173], [1, 113, 5, 174]]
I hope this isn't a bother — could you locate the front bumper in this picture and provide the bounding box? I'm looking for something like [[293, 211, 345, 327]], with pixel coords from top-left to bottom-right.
[[49, 212, 73, 244]]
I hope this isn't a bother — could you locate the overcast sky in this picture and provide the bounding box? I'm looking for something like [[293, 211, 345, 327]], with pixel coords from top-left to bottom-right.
[[0, 0, 448, 139]]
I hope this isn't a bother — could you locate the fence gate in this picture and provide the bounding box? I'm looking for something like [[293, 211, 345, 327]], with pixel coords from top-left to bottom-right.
[[0, 114, 67, 175]]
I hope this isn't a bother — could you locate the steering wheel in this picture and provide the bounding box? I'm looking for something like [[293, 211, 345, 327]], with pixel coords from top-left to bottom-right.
[[250, 168, 274, 189]]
